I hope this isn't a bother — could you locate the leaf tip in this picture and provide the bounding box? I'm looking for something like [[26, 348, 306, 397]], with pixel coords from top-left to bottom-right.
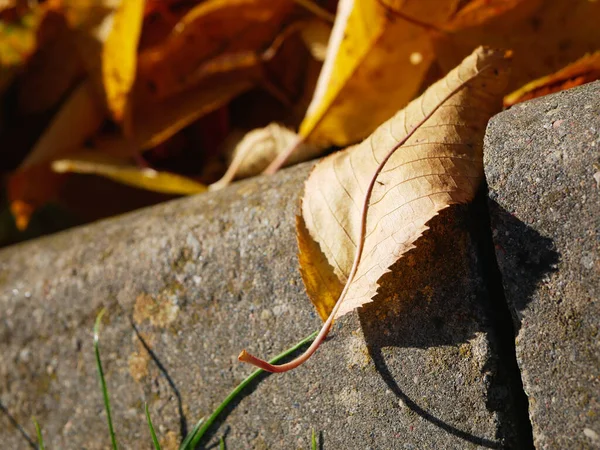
[[237, 350, 250, 362], [10, 200, 34, 231]]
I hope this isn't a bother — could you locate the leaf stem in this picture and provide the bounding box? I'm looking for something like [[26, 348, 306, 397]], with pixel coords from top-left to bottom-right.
[[185, 330, 318, 448], [293, 0, 336, 23], [240, 65, 492, 372], [263, 135, 305, 175]]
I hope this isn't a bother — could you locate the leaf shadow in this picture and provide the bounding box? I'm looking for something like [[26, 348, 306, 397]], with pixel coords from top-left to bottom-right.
[[357, 199, 558, 449], [485, 199, 559, 334]]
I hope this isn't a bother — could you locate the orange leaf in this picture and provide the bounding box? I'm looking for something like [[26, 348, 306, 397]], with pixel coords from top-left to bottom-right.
[[504, 51, 600, 107], [136, 0, 297, 101]]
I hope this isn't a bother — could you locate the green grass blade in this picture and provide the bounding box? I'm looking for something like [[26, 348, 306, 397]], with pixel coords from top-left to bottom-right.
[[220, 436, 225, 450], [178, 417, 204, 450], [94, 308, 118, 450], [145, 403, 162, 450], [32, 417, 44, 450], [183, 330, 318, 450], [311, 429, 316, 450]]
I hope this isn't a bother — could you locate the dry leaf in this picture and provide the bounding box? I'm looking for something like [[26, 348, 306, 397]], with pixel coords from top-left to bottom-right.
[[443, 0, 530, 30], [239, 46, 511, 372], [504, 51, 600, 107], [433, 0, 600, 94], [210, 123, 320, 190], [131, 71, 253, 152], [102, 0, 144, 122], [61, 0, 119, 95], [52, 153, 207, 195], [300, 46, 510, 319], [135, 0, 296, 101], [268, 0, 598, 174]]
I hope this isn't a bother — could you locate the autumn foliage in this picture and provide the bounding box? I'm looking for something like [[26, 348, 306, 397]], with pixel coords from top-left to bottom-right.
[[1, 0, 599, 239], [1, 1, 599, 365]]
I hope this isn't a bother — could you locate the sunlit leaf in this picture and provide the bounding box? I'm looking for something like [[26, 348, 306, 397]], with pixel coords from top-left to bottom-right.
[[52, 152, 207, 195]]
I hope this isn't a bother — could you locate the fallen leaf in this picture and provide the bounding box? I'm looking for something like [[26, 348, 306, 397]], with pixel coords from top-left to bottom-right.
[[102, 0, 144, 122], [297, 0, 436, 148], [301, 46, 510, 319], [433, 0, 600, 94], [135, 0, 297, 101], [267, 0, 599, 174], [504, 51, 600, 107], [133, 71, 253, 151], [210, 123, 320, 190], [239, 46, 511, 371], [443, 0, 530, 30], [61, 0, 118, 95], [52, 152, 207, 195], [121, 21, 311, 155]]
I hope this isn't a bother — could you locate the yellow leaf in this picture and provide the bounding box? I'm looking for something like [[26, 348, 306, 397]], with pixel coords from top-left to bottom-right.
[[298, 0, 436, 148], [102, 0, 144, 122], [52, 153, 207, 195], [73, 72, 252, 163], [296, 214, 343, 321], [504, 51, 600, 107], [61, 0, 123, 107], [239, 47, 511, 372]]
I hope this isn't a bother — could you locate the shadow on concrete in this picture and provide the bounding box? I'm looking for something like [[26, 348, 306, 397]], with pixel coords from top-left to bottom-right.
[[192, 340, 317, 449], [358, 198, 558, 449], [485, 199, 559, 333], [130, 319, 189, 440]]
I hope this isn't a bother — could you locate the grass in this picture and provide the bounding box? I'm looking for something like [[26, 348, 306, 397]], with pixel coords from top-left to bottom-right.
[[93, 309, 318, 449], [32, 417, 45, 450], [145, 403, 161, 450], [94, 309, 118, 450]]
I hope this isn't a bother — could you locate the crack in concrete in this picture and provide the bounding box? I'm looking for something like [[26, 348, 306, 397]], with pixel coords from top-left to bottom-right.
[[471, 187, 535, 449]]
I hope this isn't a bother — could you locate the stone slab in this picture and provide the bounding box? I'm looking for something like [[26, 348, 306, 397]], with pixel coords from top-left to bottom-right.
[[485, 81, 600, 449], [1, 162, 515, 449]]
